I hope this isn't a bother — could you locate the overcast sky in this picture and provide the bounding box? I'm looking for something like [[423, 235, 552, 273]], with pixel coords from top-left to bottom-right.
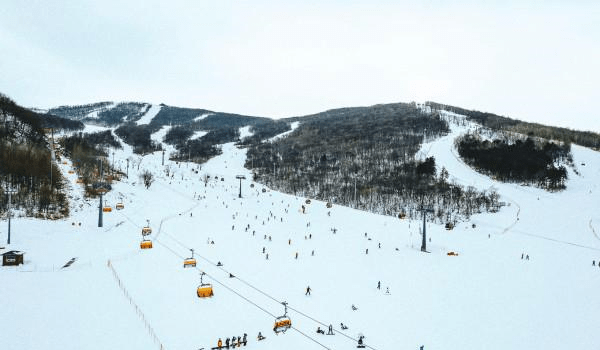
[[1, 0, 599, 132]]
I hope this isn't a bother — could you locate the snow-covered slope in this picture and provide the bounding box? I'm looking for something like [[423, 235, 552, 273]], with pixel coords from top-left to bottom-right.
[[1, 117, 599, 350], [136, 104, 162, 125]]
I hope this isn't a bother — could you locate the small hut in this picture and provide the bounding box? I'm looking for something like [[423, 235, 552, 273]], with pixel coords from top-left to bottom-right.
[[2, 251, 24, 266]]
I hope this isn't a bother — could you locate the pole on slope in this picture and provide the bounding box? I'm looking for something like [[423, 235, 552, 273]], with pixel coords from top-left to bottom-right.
[[6, 186, 17, 245], [162, 150, 165, 166], [236, 175, 246, 198], [97, 159, 104, 228], [419, 204, 433, 253]]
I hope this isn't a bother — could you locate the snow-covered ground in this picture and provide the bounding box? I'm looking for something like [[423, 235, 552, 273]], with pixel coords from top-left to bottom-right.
[[239, 125, 254, 140], [191, 130, 208, 140], [84, 102, 116, 119], [1, 115, 599, 350], [136, 104, 162, 125], [194, 113, 214, 122], [268, 121, 299, 142]]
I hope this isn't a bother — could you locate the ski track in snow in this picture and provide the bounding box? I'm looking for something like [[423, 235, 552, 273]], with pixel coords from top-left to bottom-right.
[[1, 116, 600, 350], [136, 104, 162, 125]]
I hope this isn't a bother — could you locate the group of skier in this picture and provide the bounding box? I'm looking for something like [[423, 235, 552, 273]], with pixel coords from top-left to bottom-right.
[[215, 333, 247, 349]]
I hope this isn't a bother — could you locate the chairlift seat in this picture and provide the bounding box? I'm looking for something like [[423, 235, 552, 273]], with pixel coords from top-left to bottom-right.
[[184, 258, 197, 268], [273, 317, 292, 333], [140, 240, 153, 249], [197, 284, 214, 298]]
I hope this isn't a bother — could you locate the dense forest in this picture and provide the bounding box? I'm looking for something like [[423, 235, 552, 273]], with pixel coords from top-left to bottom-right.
[[0, 94, 72, 218], [97, 102, 150, 125], [426, 101, 600, 150], [114, 123, 163, 154], [456, 134, 570, 190], [247, 103, 502, 223]]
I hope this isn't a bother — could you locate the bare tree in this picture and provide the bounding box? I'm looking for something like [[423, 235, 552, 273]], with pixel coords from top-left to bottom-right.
[[140, 170, 154, 189]]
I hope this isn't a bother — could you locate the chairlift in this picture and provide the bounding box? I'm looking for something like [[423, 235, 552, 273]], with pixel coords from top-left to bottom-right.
[[196, 272, 214, 298], [184, 249, 197, 268], [68, 170, 75, 174], [116, 202, 124, 210], [305, 199, 311, 204], [262, 188, 267, 193], [273, 302, 292, 334], [326, 202, 332, 208], [398, 212, 406, 219], [140, 238, 153, 249], [445, 222, 454, 230], [142, 219, 152, 235], [102, 200, 112, 212]]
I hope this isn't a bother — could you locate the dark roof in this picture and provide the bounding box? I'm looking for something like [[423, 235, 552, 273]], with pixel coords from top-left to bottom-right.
[[1, 250, 24, 256]]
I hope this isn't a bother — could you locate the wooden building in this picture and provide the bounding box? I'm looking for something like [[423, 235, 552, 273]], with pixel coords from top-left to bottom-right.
[[2, 251, 24, 266]]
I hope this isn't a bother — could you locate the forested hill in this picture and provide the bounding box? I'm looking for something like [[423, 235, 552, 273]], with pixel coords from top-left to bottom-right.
[[0, 94, 83, 218]]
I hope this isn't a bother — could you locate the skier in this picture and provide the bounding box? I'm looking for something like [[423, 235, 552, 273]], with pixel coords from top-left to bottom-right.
[[366, 248, 368, 254], [352, 304, 358, 310], [357, 335, 365, 348], [526, 254, 529, 260], [295, 252, 298, 259], [316, 327, 325, 334], [306, 286, 311, 295], [231, 336, 236, 347], [311, 250, 315, 256], [378, 242, 381, 248], [593, 260, 596, 266], [521, 253, 524, 259], [217, 338, 223, 348], [377, 281, 381, 290], [225, 338, 230, 348], [340, 322, 348, 330], [262, 247, 266, 253], [257, 332, 265, 341], [242, 333, 247, 345], [288, 239, 291, 245]]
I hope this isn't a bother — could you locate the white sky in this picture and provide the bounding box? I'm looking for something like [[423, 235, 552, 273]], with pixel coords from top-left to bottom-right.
[[1, 0, 599, 132]]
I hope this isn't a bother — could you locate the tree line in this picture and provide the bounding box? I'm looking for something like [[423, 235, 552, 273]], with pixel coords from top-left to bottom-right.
[[456, 134, 570, 190]]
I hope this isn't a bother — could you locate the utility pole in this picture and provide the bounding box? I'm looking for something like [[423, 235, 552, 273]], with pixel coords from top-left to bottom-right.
[[6, 186, 17, 244], [162, 150, 165, 166], [236, 175, 246, 198], [112, 152, 115, 175], [126, 158, 129, 178]]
